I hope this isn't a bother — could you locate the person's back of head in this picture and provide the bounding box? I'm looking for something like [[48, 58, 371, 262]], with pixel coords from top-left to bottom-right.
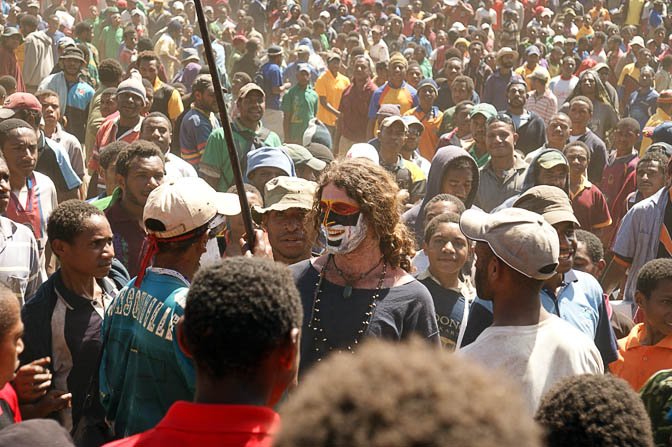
[[179, 257, 302, 407], [276, 338, 542, 447], [535, 374, 654, 447], [0, 76, 17, 96]]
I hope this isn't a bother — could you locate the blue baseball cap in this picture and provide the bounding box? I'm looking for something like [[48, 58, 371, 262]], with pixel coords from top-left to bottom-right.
[[652, 122, 672, 145], [245, 147, 296, 178]]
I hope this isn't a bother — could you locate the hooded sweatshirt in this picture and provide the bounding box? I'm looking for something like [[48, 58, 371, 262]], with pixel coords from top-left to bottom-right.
[[492, 147, 570, 212], [403, 146, 480, 246], [22, 30, 54, 88]]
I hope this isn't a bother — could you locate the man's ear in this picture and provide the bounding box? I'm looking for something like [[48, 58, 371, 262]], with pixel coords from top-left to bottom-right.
[[116, 174, 126, 192], [634, 290, 647, 313], [176, 316, 193, 359], [279, 327, 301, 372], [596, 258, 607, 278], [50, 239, 67, 259]]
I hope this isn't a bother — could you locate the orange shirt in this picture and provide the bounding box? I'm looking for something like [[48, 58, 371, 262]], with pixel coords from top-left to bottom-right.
[[404, 106, 443, 161], [609, 323, 672, 391]]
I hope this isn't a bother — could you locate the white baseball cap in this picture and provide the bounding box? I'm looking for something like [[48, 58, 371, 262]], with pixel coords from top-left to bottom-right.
[[143, 178, 241, 239], [346, 143, 380, 165]]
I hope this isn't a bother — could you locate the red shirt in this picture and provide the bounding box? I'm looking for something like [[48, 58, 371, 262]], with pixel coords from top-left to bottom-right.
[[0, 383, 21, 429], [338, 78, 377, 141], [570, 178, 612, 231], [103, 402, 280, 447]]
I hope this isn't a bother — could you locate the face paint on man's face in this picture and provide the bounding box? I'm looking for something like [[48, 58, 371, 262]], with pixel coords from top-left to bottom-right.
[[320, 199, 368, 254]]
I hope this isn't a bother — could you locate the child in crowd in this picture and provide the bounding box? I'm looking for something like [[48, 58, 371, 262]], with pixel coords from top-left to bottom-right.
[[417, 213, 470, 350], [610, 258, 672, 390]]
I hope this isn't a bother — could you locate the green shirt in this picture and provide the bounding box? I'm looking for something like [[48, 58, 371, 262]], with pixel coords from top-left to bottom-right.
[[100, 25, 123, 60], [466, 141, 490, 168], [199, 119, 282, 192], [91, 186, 122, 211], [280, 84, 318, 143], [419, 57, 433, 79]]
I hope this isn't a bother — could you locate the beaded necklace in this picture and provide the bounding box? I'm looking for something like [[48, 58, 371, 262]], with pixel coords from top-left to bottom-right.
[[308, 254, 387, 362]]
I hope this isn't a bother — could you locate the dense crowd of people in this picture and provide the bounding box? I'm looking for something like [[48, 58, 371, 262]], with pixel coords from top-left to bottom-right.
[[0, 0, 669, 445]]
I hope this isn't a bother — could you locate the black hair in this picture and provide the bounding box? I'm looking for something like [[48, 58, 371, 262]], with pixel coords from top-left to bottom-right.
[[98, 59, 123, 85], [486, 112, 516, 133], [141, 78, 153, 92], [115, 140, 165, 178], [638, 150, 670, 176], [47, 199, 105, 246], [123, 26, 137, 38], [137, 50, 159, 65], [535, 374, 654, 447], [34, 89, 59, 103], [455, 100, 475, 117], [662, 54, 672, 69], [616, 117, 641, 134], [0, 119, 33, 148], [563, 140, 591, 163], [74, 21, 92, 36], [423, 211, 462, 243], [99, 140, 129, 170], [575, 229, 603, 263], [423, 193, 466, 219], [276, 338, 542, 447], [141, 111, 172, 131], [636, 258, 672, 298], [137, 36, 154, 52], [19, 14, 38, 30], [569, 95, 594, 113], [452, 75, 474, 93], [0, 85, 7, 99], [593, 31, 606, 44], [0, 285, 19, 340], [0, 76, 16, 94], [184, 257, 303, 377]]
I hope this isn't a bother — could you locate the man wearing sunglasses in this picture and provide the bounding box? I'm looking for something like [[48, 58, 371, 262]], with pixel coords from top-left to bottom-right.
[[99, 177, 241, 438]]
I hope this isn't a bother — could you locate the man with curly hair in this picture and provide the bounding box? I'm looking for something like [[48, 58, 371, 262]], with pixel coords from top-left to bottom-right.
[[292, 159, 439, 375], [103, 258, 302, 446], [19, 200, 129, 444], [535, 374, 654, 447], [276, 338, 543, 447]]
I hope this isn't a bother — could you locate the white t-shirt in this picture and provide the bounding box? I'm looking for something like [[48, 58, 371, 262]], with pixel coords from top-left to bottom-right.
[[460, 315, 603, 412], [370, 40, 390, 64], [549, 75, 579, 111], [475, 7, 496, 27], [165, 153, 198, 180]]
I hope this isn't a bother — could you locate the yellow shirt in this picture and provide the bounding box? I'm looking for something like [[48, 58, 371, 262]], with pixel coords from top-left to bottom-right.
[[625, 0, 645, 25], [314, 70, 350, 126], [153, 77, 184, 121], [640, 108, 672, 156], [16, 43, 24, 73], [154, 34, 179, 80]]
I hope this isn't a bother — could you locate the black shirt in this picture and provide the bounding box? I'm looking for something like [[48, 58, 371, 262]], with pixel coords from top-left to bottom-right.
[[291, 259, 439, 374]]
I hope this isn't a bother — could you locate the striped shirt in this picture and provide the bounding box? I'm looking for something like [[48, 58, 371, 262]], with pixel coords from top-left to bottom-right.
[[0, 216, 43, 304], [525, 89, 558, 126], [179, 107, 220, 166]]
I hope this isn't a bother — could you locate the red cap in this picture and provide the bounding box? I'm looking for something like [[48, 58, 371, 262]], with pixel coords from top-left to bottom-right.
[[117, 0, 127, 7], [0, 93, 42, 119]]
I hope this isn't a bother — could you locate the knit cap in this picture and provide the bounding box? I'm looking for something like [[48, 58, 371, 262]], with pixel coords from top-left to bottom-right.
[[117, 70, 146, 103]]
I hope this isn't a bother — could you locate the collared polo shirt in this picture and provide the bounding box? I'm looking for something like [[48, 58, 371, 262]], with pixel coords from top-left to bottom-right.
[[475, 153, 528, 212], [569, 177, 612, 231], [315, 69, 351, 126], [610, 324, 672, 391], [465, 141, 490, 168], [179, 107, 220, 166], [199, 120, 282, 192], [525, 89, 558, 125], [103, 402, 280, 447], [89, 116, 143, 172], [541, 268, 618, 366]]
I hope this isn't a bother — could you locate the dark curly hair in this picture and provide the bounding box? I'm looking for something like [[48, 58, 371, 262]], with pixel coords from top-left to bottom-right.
[[423, 212, 461, 244], [183, 257, 303, 377], [0, 285, 19, 339], [99, 141, 129, 170], [0, 119, 34, 149], [0, 76, 16, 94], [311, 159, 416, 271], [575, 229, 603, 263], [277, 338, 542, 447], [423, 193, 466, 220], [115, 140, 165, 178], [98, 59, 123, 86], [636, 258, 672, 299], [47, 200, 105, 246], [535, 374, 654, 447]]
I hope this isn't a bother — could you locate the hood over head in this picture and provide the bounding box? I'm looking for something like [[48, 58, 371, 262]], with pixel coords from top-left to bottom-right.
[[403, 145, 479, 246], [521, 147, 570, 195]]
